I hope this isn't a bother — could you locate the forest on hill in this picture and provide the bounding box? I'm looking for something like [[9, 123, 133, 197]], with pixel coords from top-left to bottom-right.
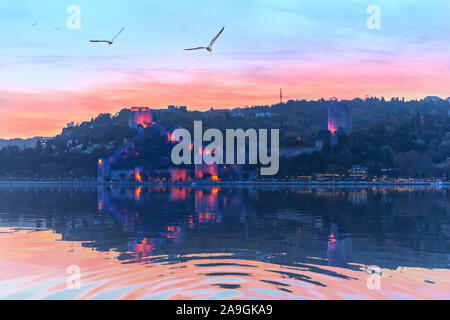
[[0, 97, 448, 180]]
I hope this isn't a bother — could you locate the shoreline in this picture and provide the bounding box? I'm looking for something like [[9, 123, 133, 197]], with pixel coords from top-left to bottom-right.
[[0, 181, 448, 186]]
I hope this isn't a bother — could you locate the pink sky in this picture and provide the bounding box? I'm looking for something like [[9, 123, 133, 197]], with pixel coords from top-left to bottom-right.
[[2, 1, 449, 139], [0, 58, 448, 139]]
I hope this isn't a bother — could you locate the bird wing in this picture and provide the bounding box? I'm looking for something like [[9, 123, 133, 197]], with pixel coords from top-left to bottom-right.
[[184, 47, 206, 50], [89, 40, 110, 43], [209, 26, 225, 47], [111, 27, 125, 42]]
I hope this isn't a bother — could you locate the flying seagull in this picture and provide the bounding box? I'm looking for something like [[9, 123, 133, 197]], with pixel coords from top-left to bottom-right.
[[89, 27, 125, 45], [32, 21, 38, 27], [185, 26, 225, 53]]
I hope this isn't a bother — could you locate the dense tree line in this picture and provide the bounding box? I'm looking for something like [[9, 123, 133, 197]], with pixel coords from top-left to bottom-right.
[[278, 108, 450, 178], [0, 97, 448, 180]]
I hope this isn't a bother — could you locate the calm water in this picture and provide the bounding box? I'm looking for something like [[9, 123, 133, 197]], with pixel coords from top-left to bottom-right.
[[0, 185, 449, 299]]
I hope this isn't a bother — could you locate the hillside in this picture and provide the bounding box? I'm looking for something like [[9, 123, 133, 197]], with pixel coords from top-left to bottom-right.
[[0, 97, 448, 180]]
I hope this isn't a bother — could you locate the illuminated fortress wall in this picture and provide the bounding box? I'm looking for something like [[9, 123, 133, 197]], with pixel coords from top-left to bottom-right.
[[98, 107, 243, 182], [129, 107, 154, 129], [98, 107, 152, 182], [328, 103, 352, 136], [195, 164, 219, 181]]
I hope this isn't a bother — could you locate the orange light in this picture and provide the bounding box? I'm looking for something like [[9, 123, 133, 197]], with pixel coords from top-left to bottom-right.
[[199, 212, 217, 223], [211, 187, 220, 194], [211, 175, 220, 182], [328, 121, 337, 136], [133, 237, 155, 259], [135, 169, 142, 182], [133, 111, 153, 128], [98, 159, 103, 166]]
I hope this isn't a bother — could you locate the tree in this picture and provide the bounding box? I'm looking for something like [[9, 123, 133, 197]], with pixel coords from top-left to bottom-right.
[[394, 151, 432, 177]]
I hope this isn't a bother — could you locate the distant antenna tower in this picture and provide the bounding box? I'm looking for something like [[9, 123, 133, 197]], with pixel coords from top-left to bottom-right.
[[280, 88, 283, 104]]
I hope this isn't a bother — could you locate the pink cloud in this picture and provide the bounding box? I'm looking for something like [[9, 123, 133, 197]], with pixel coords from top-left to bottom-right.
[[0, 58, 448, 138]]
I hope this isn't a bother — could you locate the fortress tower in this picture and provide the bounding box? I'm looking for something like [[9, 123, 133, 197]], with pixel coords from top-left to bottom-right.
[[129, 107, 154, 129], [328, 103, 352, 137]]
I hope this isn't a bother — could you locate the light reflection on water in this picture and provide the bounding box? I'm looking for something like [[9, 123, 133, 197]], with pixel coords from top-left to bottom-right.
[[0, 185, 449, 299]]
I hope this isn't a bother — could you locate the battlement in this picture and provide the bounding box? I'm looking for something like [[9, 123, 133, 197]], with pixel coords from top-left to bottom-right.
[[130, 106, 150, 112], [129, 107, 153, 129]]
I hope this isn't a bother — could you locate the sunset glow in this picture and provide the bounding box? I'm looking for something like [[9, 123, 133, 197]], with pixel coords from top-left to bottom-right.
[[0, 0, 448, 138]]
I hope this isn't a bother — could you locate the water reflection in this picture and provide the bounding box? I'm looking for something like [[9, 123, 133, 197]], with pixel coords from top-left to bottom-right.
[[0, 185, 449, 299]]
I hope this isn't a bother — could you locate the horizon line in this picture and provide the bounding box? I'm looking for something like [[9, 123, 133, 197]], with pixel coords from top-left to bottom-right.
[[2, 94, 449, 140]]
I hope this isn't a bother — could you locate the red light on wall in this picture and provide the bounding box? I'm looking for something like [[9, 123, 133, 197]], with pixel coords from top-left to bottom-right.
[[328, 120, 337, 136], [171, 169, 188, 182]]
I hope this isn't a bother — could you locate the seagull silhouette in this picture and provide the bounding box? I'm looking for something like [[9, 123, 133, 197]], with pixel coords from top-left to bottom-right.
[[90, 27, 125, 45], [185, 26, 225, 53], [32, 21, 38, 27]]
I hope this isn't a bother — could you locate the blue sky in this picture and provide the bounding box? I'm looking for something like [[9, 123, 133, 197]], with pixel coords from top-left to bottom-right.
[[0, 0, 449, 137]]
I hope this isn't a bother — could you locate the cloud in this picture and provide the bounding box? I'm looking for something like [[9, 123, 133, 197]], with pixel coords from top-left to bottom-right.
[[0, 57, 448, 139]]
